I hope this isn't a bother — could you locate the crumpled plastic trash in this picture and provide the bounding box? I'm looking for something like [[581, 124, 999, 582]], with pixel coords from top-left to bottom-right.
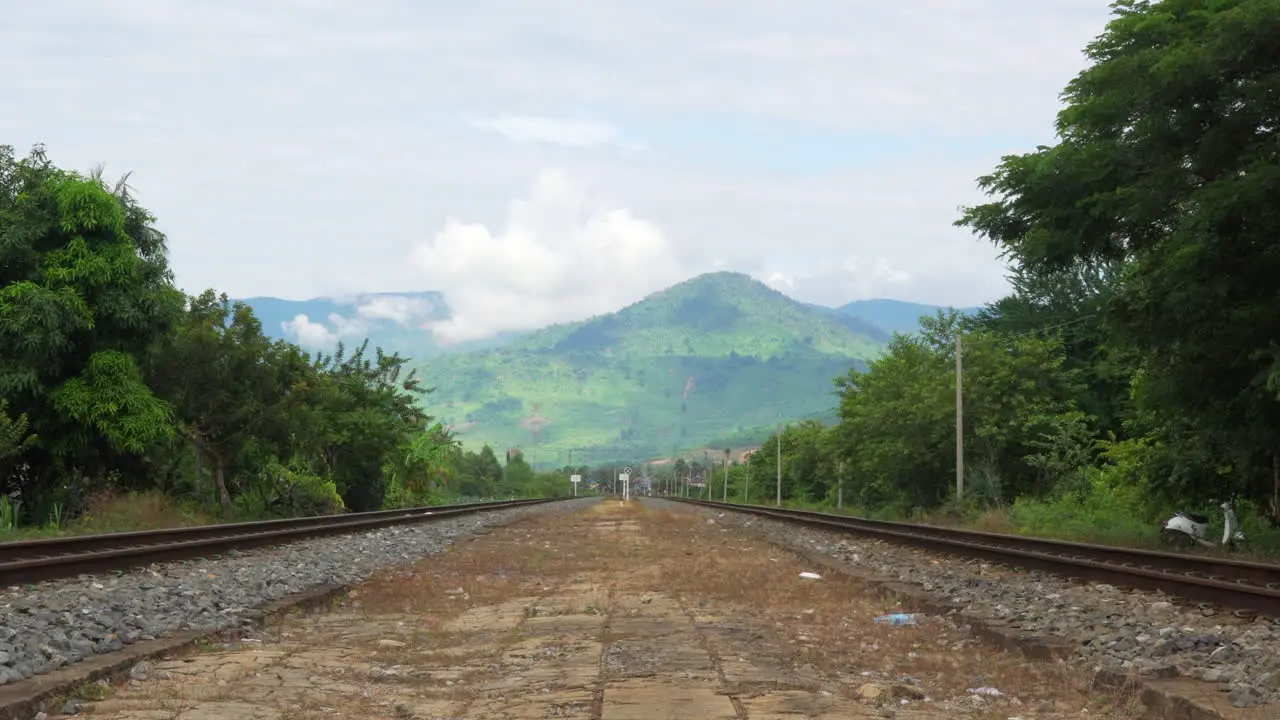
[[874, 613, 918, 626], [798, 571, 822, 580], [966, 686, 1003, 696]]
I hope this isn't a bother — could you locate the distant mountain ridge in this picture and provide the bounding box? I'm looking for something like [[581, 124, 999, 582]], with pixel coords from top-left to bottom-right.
[[837, 298, 981, 336], [513, 273, 882, 359], [412, 273, 888, 465], [239, 276, 980, 464], [242, 284, 971, 359]]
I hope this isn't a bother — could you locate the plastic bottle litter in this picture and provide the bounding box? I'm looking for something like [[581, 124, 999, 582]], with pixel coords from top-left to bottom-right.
[[798, 571, 822, 580], [873, 613, 919, 626]]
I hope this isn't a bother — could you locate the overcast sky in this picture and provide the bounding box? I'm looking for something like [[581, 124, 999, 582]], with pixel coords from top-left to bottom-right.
[[4, 0, 1115, 344]]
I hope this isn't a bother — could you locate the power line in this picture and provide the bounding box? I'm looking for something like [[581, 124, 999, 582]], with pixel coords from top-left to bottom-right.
[[1004, 313, 1099, 339]]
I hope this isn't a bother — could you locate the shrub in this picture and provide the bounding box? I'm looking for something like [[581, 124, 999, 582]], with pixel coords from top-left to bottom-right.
[[247, 459, 345, 517]]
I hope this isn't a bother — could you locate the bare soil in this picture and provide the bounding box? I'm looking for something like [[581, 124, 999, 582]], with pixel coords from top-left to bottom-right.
[[73, 500, 1142, 719]]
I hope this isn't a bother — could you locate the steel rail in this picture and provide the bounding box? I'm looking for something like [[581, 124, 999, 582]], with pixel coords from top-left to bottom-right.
[[0, 498, 555, 586], [0, 499, 530, 563], [675, 498, 1280, 618]]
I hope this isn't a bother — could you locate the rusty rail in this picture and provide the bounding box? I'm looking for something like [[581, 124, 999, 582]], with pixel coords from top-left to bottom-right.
[[674, 499, 1280, 618], [0, 498, 556, 586]]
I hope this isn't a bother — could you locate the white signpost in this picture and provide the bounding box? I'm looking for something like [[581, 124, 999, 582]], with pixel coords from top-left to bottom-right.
[[570, 474, 581, 497], [620, 467, 632, 501]]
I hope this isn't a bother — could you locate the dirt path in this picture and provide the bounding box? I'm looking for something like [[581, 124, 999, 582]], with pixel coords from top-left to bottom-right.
[[73, 500, 1139, 719]]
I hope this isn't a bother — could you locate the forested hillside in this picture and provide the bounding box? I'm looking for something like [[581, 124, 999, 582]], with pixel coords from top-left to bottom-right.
[[0, 146, 568, 533], [418, 272, 882, 465]]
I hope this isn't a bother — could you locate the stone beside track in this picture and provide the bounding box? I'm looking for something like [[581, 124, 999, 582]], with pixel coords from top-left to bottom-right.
[[0, 499, 590, 689], [61, 498, 1140, 719], [673, 498, 1280, 713]]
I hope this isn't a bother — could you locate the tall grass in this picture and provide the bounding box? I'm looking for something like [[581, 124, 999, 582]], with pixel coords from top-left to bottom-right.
[[0, 490, 220, 541], [715, 464, 1280, 557], [0, 496, 17, 531]]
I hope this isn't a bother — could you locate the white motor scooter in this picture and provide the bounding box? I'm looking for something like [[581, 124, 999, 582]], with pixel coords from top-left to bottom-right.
[[1161, 499, 1245, 550]]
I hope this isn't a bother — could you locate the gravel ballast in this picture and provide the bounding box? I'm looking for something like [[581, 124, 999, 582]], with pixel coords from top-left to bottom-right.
[[666, 500, 1280, 710], [0, 498, 596, 685]]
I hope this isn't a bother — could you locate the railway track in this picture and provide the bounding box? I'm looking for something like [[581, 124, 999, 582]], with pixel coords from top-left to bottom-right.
[[0, 498, 555, 586], [674, 498, 1280, 619]]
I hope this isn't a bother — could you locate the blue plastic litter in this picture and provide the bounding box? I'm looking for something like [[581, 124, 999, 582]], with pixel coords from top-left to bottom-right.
[[873, 613, 919, 626]]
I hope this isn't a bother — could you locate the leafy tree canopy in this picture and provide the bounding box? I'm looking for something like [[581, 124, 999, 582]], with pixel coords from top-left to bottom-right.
[[958, 0, 1280, 505], [0, 145, 568, 528]]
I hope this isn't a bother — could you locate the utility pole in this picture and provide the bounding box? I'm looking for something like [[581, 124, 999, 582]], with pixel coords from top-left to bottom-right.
[[703, 450, 710, 500], [837, 460, 843, 510], [776, 422, 782, 507], [723, 450, 729, 501], [956, 331, 964, 501], [744, 458, 750, 504]]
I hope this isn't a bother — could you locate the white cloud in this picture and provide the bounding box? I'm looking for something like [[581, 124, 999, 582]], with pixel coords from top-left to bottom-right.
[[472, 117, 631, 149], [763, 257, 912, 306], [409, 170, 684, 343], [281, 312, 369, 347], [326, 312, 368, 338], [354, 296, 436, 325], [1, 0, 1118, 315], [764, 273, 795, 292], [282, 314, 338, 347]]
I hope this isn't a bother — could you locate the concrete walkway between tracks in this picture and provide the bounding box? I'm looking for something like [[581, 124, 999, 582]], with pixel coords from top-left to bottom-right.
[[70, 499, 1139, 719]]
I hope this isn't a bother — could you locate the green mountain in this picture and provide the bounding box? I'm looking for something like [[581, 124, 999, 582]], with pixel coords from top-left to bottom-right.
[[836, 298, 981, 336], [416, 272, 883, 467], [239, 280, 979, 467], [240, 287, 973, 364]]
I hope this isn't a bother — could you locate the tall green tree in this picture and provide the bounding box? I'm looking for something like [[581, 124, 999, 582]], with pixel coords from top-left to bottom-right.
[[310, 340, 430, 511], [833, 312, 1082, 510], [957, 0, 1280, 515], [746, 420, 836, 504], [968, 264, 1131, 439], [501, 451, 536, 494], [0, 145, 182, 518], [147, 290, 295, 515], [464, 444, 504, 497]]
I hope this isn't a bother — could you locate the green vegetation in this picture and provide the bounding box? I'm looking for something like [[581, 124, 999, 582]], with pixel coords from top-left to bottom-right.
[[246, 294, 960, 359], [418, 272, 882, 466], [0, 146, 573, 537], [17, 0, 1273, 559], [643, 0, 1280, 553], [513, 273, 882, 359], [243, 285, 971, 470]]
